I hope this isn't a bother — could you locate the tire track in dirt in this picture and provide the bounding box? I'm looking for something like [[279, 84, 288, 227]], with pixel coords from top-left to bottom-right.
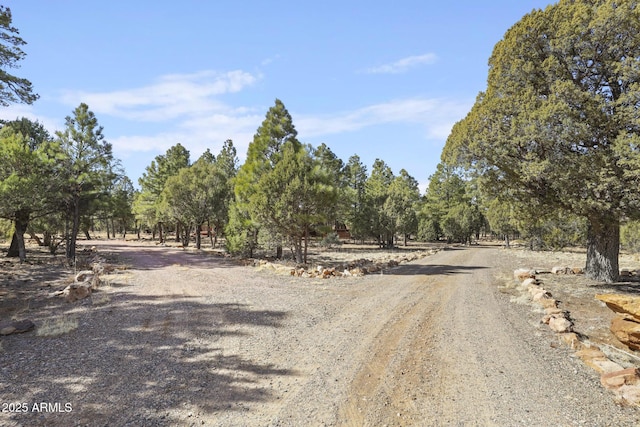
[[338, 248, 478, 426]]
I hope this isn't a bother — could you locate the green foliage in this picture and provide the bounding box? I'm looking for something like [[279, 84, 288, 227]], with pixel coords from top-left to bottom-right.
[[443, 0, 640, 282], [0, 6, 38, 105], [418, 163, 470, 242], [0, 124, 60, 260], [320, 232, 342, 249], [228, 99, 302, 257], [384, 169, 420, 245], [135, 143, 191, 235], [366, 159, 394, 247], [343, 155, 368, 241], [56, 103, 117, 259], [160, 160, 227, 248]]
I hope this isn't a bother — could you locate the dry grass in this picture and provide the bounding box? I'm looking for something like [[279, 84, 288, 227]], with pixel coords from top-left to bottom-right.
[[36, 315, 78, 337]]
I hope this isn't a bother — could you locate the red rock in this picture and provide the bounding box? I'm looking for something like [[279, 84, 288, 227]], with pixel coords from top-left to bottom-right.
[[601, 368, 640, 390], [610, 316, 640, 351], [595, 294, 640, 321]]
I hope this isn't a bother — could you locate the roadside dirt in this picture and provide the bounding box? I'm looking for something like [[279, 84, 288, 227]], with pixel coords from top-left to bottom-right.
[[1, 240, 639, 426]]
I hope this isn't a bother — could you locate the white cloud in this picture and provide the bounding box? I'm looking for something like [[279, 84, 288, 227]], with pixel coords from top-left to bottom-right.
[[59, 70, 260, 122], [0, 104, 63, 133], [365, 54, 438, 74], [296, 97, 471, 141]]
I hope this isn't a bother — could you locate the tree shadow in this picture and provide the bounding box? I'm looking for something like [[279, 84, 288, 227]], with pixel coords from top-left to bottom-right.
[[588, 281, 640, 295], [0, 292, 295, 426], [386, 262, 488, 276], [92, 242, 239, 271]]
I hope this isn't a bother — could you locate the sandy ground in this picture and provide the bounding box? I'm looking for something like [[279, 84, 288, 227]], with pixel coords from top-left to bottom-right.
[[1, 239, 639, 426]]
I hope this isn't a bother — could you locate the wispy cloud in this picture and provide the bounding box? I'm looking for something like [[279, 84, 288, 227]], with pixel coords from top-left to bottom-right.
[[59, 70, 260, 122], [0, 104, 63, 134], [364, 53, 438, 74], [296, 97, 471, 141]]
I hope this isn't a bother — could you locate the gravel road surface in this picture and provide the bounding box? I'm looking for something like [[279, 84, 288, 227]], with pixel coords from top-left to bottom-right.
[[1, 242, 639, 426]]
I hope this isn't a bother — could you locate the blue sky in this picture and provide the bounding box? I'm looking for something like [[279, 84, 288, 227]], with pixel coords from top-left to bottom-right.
[[2, 0, 553, 192]]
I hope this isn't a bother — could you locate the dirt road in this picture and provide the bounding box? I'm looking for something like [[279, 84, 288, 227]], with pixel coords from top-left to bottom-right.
[[1, 242, 639, 426]]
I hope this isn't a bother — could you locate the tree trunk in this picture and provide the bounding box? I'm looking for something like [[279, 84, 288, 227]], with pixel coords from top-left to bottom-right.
[[176, 223, 181, 243], [585, 217, 619, 283], [304, 225, 309, 264], [504, 234, 510, 249], [68, 199, 81, 262], [43, 230, 52, 248], [276, 245, 282, 260], [8, 214, 29, 261], [158, 222, 164, 243], [7, 231, 19, 257], [106, 217, 111, 239], [27, 228, 43, 246], [294, 239, 303, 264], [196, 222, 202, 249]]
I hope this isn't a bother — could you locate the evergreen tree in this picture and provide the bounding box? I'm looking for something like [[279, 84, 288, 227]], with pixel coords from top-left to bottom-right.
[[0, 6, 38, 106], [228, 99, 301, 257], [56, 103, 116, 261], [443, 0, 640, 282]]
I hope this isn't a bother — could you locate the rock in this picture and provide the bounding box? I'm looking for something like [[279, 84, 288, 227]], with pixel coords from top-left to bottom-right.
[[521, 278, 538, 287], [75, 270, 94, 283], [575, 347, 624, 374], [0, 319, 35, 335], [595, 294, 640, 321], [342, 269, 352, 277], [610, 316, 640, 351], [551, 266, 570, 275], [548, 316, 573, 333], [620, 269, 632, 277], [65, 283, 92, 302], [350, 267, 364, 277], [560, 332, 583, 349], [601, 368, 640, 390], [514, 269, 535, 281], [544, 307, 566, 316]]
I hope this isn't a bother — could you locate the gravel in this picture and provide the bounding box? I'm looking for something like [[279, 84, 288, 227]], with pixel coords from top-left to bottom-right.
[[0, 241, 639, 426]]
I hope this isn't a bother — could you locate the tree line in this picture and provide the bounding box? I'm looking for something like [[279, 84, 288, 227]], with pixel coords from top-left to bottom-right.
[[5, 1, 640, 283]]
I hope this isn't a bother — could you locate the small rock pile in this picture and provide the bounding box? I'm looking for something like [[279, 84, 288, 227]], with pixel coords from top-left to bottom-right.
[[53, 247, 106, 302], [513, 268, 575, 334], [254, 249, 439, 279], [513, 268, 640, 406]]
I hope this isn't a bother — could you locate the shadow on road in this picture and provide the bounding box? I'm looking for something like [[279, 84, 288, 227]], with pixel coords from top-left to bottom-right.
[[387, 262, 489, 276], [1, 292, 294, 425]]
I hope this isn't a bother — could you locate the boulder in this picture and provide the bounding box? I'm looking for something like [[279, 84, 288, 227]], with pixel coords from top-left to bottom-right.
[[610, 316, 640, 351], [595, 294, 640, 321], [575, 347, 624, 374], [514, 269, 535, 281], [548, 316, 573, 333], [521, 278, 538, 287], [61, 282, 92, 302], [560, 332, 583, 350], [601, 368, 640, 390], [0, 319, 35, 336]]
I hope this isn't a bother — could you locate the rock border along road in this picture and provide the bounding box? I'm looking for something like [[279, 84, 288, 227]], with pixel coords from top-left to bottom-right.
[[1, 242, 639, 426]]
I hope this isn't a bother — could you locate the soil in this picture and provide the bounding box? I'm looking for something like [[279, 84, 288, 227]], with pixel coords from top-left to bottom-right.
[[1, 238, 639, 426]]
